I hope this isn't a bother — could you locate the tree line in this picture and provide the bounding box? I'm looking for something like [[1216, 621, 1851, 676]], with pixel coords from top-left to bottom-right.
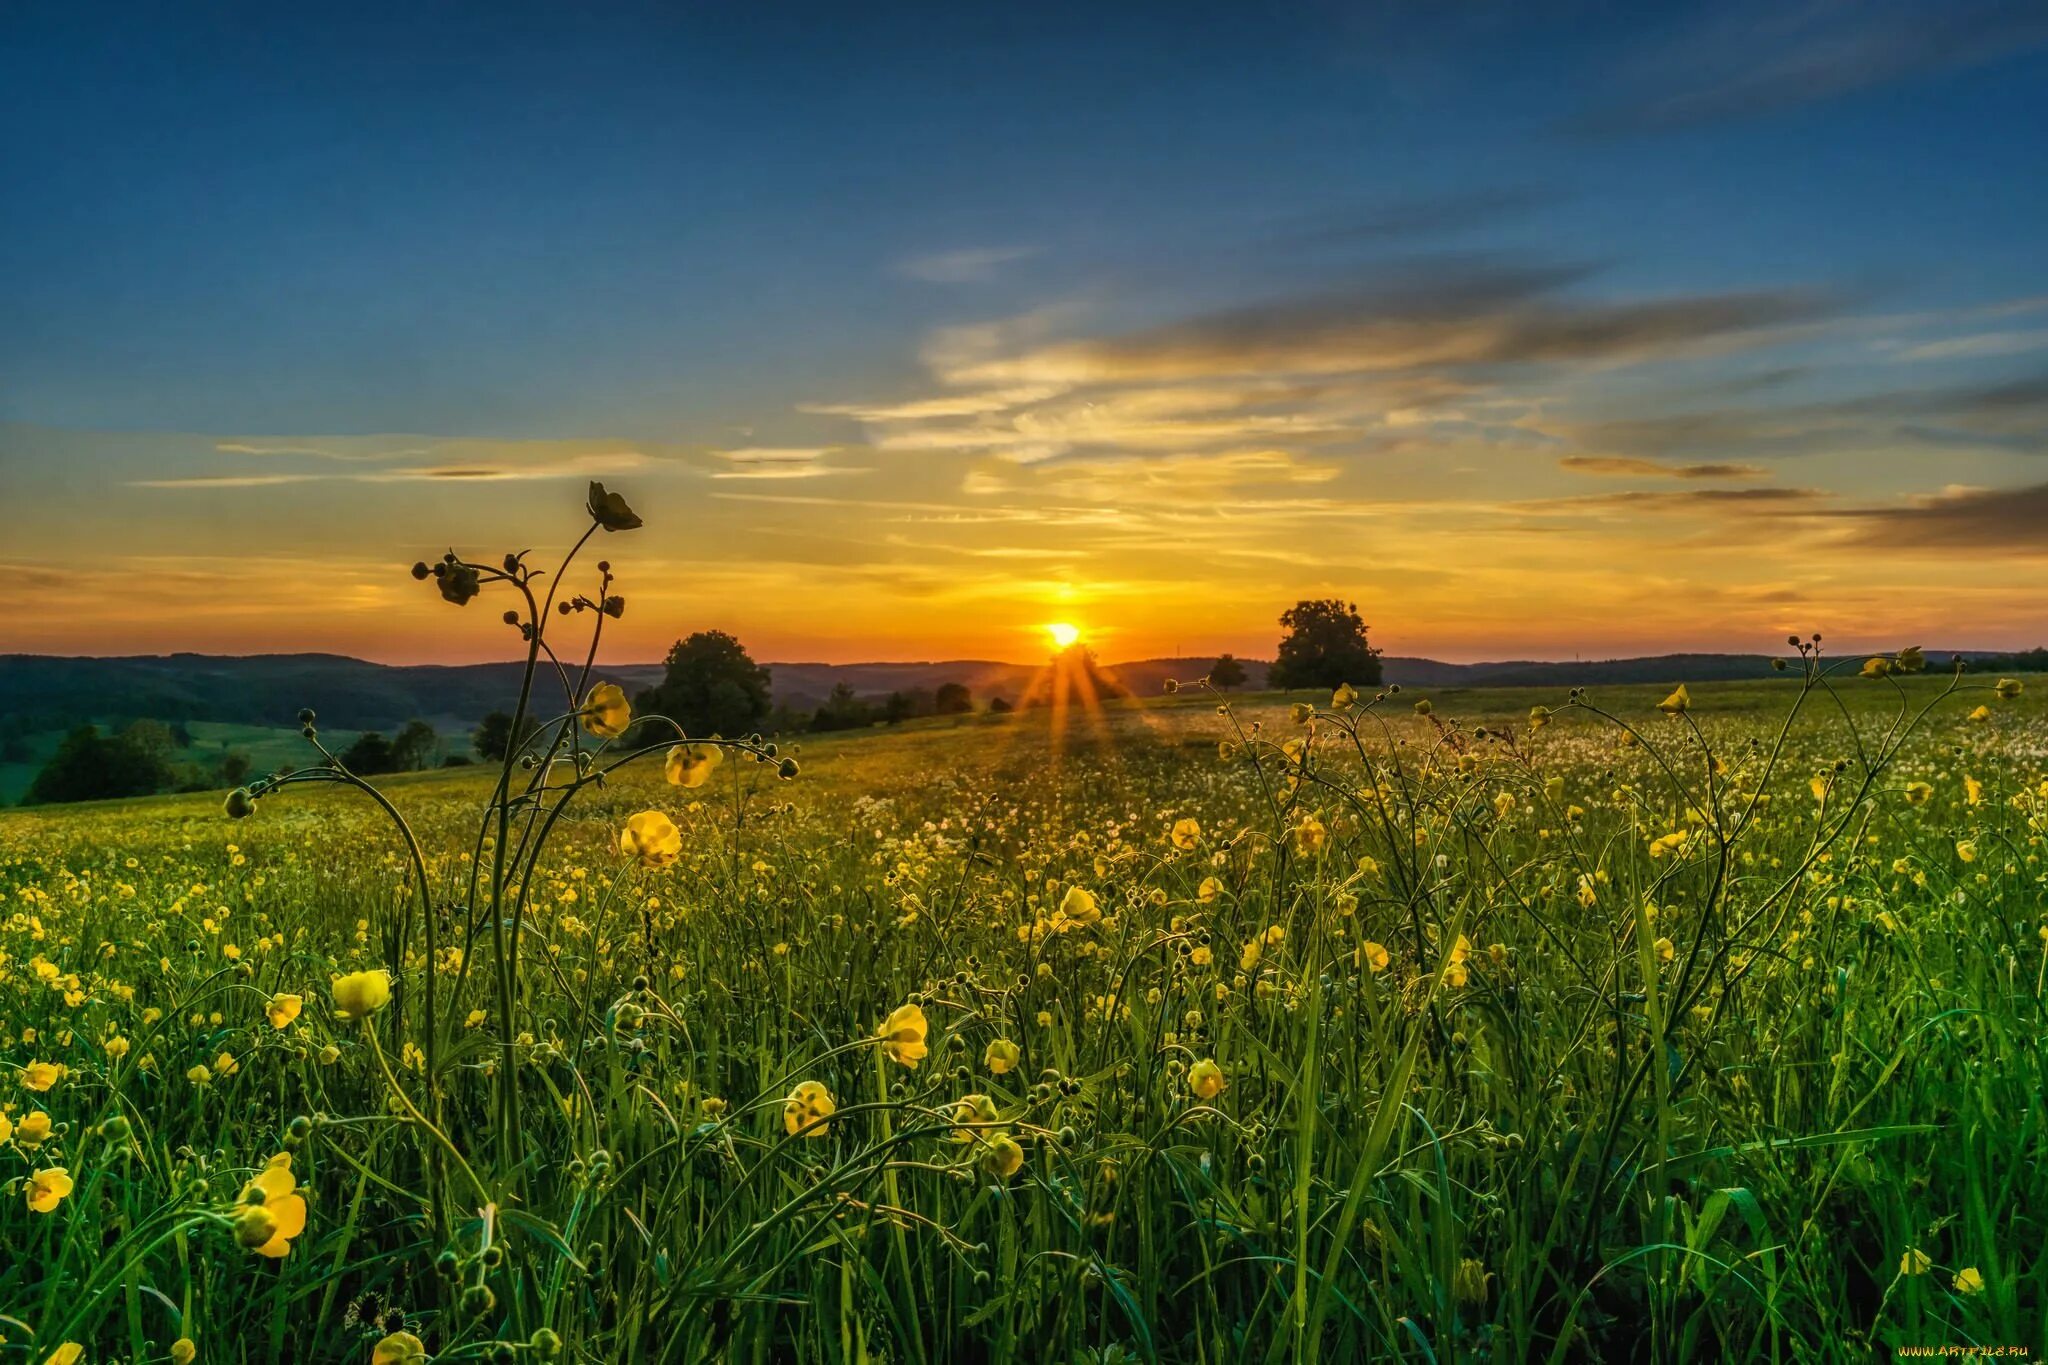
[[11, 603, 1389, 805]]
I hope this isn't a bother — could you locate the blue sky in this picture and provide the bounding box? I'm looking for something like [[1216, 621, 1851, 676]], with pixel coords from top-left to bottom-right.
[[2, 1, 2045, 662]]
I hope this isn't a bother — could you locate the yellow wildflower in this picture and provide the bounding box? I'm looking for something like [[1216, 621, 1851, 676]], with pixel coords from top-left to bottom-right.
[[579, 682, 632, 739], [664, 741, 724, 788], [236, 1153, 307, 1258], [783, 1080, 835, 1138], [879, 1003, 930, 1068], [619, 810, 683, 870], [331, 970, 392, 1021], [26, 1165, 74, 1213]]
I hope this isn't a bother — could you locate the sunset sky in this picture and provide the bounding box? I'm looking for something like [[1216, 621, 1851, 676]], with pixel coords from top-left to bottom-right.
[[3, 2, 2045, 665]]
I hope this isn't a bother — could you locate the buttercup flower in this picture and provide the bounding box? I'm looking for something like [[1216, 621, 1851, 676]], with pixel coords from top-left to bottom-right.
[[580, 682, 632, 740], [372, 1331, 429, 1365], [266, 993, 304, 1030], [1331, 682, 1358, 708], [879, 1003, 930, 1068], [1954, 1266, 1985, 1295], [783, 1080, 835, 1137], [664, 740, 725, 788], [16, 1111, 52, 1146], [1899, 1248, 1932, 1276], [235, 1152, 307, 1258], [26, 1165, 74, 1213], [1657, 684, 1690, 715], [332, 970, 393, 1022], [984, 1039, 1020, 1075], [1903, 782, 1934, 807], [1057, 886, 1100, 926], [1189, 1058, 1226, 1100], [587, 481, 643, 531], [22, 1060, 64, 1092], [1169, 818, 1201, 851], [619, 811, 683, 870], [171, 1340, 198, 1365], [981, 1133, 1025, 1180], [1860, 657, 1891, 679], [1360, 940, 1390, 973], [1994, 678, 2023, 700], [949, 1092, 1000, 1142], [42, 1346, 83, 1365]]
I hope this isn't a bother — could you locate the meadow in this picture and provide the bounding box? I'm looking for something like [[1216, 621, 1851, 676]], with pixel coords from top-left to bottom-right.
[[2, 544, 2045, 1361]]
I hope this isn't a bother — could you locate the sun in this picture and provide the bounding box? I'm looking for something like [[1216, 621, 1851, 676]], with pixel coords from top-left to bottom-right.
[[1046, 622, 1081, 650]]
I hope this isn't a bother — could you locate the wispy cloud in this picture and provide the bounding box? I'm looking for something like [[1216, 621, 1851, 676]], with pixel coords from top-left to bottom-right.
[[1834, 480, 2048, 553], [133, 446, 649, 489], [1558, 456, 1769, 479], [894, 245, 1040, 284], [130, 473, 329, 489], [215, 437, 436, 461], [1576, 0, 2048, 134], [1882, 329, 2048, 363]]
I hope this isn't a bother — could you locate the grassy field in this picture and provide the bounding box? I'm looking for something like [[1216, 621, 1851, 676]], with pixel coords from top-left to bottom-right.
[[1, 664, 2044, 1363]]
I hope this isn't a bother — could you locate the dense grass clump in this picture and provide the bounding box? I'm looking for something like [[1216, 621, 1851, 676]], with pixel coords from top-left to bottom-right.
[[2, 495, 2043, 1363]]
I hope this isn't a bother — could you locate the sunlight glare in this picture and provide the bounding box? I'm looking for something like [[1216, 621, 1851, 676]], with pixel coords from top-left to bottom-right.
[[1046, 622, 1081, 650]]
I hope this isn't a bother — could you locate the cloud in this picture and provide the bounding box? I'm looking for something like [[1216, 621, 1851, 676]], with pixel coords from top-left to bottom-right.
[[927, 267, 1839, 388], [703, 446, 871, 481], [1577, 0, 2048, 134], [1883, 329, 2048, 363], [894, 246, 1040, 284], [129, 474, 329, 489], [1835, 480, 2048, 552], [1558, 456, 1769, 479], [132, 446, 650, 490], [1260, 186, 1560, 247], [1534, 486, 1825, 512], [215, 437, 436, 461]]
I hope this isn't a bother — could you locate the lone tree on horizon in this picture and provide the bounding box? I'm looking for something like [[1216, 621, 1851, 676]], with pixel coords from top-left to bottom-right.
[[1268, 599, 1382, 691], [636, 630, 773, 738], [1208, 653, 1247, 691]]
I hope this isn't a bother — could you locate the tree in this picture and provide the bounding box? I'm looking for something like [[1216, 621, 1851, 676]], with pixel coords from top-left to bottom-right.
[[216, 751, 253, 786], [988, 696, 1015, 714], [1209, 654, 1247, 691], [472, 710, 540, 762], [390, 719, 439, 772], [635, 631, 772, 739], [934, 681, 974, 715], [23, 725, 171, 805], [0, 716, 29, 764], [122, 719, 178, 770], [810, 682, 873, 733], [340, 732, 397, 775], [1268, 599, 1382, 691]]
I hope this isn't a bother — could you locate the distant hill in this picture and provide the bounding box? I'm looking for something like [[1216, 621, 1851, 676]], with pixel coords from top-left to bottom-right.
[[1, 648, 2034, 736]]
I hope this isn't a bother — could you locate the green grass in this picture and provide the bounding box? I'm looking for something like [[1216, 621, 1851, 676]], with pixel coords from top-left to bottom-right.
[[1, 667, 2044, 1363]]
